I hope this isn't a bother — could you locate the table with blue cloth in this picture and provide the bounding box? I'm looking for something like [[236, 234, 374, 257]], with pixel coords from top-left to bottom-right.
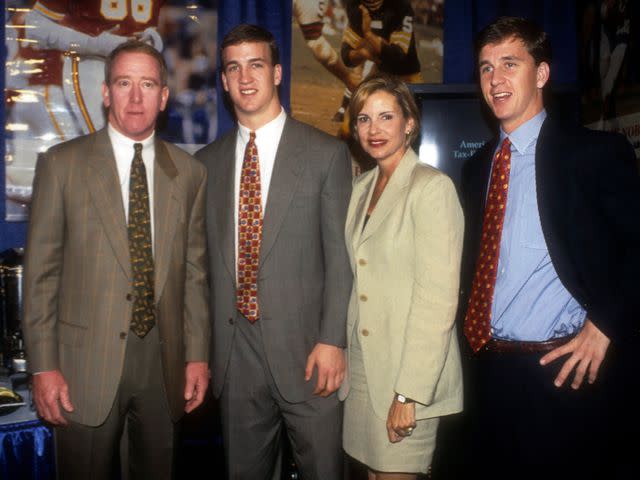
[[0, 383, 55, 480]]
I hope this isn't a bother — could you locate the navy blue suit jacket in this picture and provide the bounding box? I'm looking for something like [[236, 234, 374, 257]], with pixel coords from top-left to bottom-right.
[[459, 116, 640, 348]]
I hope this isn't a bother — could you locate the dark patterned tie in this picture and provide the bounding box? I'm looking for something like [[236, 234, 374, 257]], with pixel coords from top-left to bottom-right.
[[236, 132, 262, 322], [128, 143, 155, 337], [464, 137, 511, 352]]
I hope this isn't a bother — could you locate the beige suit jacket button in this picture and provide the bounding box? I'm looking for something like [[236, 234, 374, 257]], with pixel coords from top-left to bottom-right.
[[359, 294, 368, 302], [358, 258, 367, 266], [119, 332, 127, 340], [361, 329, 370, 337]]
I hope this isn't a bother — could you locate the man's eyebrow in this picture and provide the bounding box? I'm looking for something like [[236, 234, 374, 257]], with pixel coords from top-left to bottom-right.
[[224, 57, 267, 68], [111, 75, 158, 83], [479, 55, 524, 67], [500, 54, 524, 62]]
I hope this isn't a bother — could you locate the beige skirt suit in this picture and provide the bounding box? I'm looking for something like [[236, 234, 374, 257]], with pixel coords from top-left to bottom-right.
[[338, 149, 464, 473]]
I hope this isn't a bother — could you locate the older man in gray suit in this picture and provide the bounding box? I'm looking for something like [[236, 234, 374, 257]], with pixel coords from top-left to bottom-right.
[[195, 24, 352, 480]]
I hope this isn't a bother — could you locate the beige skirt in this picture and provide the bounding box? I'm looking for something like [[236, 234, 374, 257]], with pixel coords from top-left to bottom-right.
[[343, 331, 439, 474]]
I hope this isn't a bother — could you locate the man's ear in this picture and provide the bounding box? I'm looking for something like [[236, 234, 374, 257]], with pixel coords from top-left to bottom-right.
[[102, 82, 110, 108], [536, 61, 550, 89], [274, 64, 282, 86], [221, 71, 229, 92]]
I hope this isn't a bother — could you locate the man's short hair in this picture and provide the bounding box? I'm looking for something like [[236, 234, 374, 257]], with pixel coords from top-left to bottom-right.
[[104, 40, 168, 86], [475, 16, 552, 66], [221, 24, 280, 66]]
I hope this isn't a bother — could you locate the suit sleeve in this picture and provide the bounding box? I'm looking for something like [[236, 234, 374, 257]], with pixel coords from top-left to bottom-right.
[[318, 141, 353, 347], [182, 164, 211, 362], [587, 135, 640, 341], [22, 152, 65, 372], [394, 175, 464, 405]]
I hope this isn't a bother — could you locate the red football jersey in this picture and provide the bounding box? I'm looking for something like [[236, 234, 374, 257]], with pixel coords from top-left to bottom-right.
[[36, 0, 164, 36], [14, 1, 164, 86]]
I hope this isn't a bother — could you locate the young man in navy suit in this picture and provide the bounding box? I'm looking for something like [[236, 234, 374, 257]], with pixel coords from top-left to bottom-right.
[[457, 16, 640, 479]]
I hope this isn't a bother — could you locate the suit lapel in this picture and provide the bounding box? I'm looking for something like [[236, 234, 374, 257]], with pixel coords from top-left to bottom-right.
[[358, 149, 417, 246], [153, 139, 180, 302], [211, 131, 238, 283], [86, 129, 131, 280], [259, 118, 305, 267], [346, 169, 377, 255]]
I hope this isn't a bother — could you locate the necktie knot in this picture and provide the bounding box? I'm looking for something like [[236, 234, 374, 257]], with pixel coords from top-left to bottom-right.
[[134, 143, 143, 156], [497, 137, 511, 162]]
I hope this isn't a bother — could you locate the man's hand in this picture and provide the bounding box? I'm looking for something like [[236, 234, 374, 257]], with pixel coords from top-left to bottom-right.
[[137, 27, 163, 51], [540, 319, 610, 389], [360, 5, 372, 34], [304, 343, 345, 397], [32, 370, 73, 426], [184, 361, 210, 413], [386, 395, 416, 443]]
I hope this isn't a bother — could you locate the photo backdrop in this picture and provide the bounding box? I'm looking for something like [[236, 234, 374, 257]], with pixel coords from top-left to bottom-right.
[[4, 0, 218, 221]]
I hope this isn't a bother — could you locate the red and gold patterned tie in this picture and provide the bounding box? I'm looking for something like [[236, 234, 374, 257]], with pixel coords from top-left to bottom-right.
[[464, 137, 511, 352], [237, 132, 263, 322]]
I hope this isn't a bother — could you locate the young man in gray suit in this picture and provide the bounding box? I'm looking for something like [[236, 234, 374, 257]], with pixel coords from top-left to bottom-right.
[[196, 24, 352, 480], [23, 41, 210, 479]]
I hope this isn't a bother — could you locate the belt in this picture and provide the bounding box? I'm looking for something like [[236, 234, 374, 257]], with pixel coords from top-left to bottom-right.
[[482, 334, 576, 354]]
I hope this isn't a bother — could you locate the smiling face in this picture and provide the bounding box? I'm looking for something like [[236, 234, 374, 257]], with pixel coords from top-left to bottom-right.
[[478, 36, 549, 133], [102, 51, 169, 141], [355, 90, 414, 167], [221, 41, 282, 130]]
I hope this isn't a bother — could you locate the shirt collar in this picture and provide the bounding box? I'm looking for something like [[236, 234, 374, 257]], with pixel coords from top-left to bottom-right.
[[237, 107, 286, 143], [108, 123, 155, 151], [500, 109, 546, 154]]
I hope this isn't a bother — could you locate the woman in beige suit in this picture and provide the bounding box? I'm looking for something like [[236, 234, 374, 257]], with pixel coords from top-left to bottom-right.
[[340, 74, 464, 479]]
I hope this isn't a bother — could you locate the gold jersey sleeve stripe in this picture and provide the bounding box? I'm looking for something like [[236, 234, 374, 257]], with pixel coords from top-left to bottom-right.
[[33, 1, 65, 21], [390, 31, 411, 54]]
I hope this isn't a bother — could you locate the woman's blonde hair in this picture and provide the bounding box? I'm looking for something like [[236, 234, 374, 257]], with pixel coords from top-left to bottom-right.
[[349, 73, 421, 146]]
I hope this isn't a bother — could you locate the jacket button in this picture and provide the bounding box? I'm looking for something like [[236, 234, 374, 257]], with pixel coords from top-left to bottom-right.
[[126, 293, 134, 301], [361, 329, 369, 337], [358, 258, 367, 266], [359, 294, 368, 302], [228, 318, 234, 325], [119, 332, 127, 340]]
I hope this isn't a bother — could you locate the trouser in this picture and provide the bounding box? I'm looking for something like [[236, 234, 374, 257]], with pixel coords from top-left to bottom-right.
[[55, 326, 174, 480], [219, 314, 343, 480], [463, 347, 616, 480]]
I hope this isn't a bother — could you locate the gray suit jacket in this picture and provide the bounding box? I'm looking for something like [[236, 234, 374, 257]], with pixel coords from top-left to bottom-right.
[[196, 116, 352, 402], [23, 128, 210, 426]]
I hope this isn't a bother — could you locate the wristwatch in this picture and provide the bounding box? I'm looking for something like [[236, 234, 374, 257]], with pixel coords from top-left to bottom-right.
[[395, 393, 414, 404]]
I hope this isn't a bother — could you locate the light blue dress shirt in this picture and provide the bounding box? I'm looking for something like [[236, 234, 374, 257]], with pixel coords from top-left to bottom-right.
[[490, 110, 586, 341]]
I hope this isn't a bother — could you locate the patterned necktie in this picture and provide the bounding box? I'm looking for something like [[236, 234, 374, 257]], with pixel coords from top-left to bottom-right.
[[464, 137, 511, 352], [128, 143, 155, 337], [237, 132, 263, 322]]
